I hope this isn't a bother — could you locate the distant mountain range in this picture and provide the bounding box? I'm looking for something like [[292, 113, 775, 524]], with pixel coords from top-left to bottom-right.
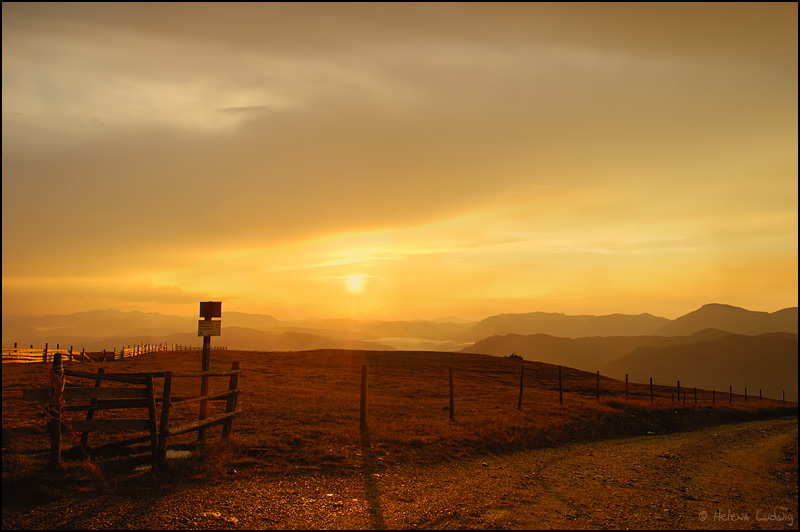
[[3, 303, 797, 354], [459, 304, 797, 341], [655, 303, 797, 336], [460, 328, 735, 369]]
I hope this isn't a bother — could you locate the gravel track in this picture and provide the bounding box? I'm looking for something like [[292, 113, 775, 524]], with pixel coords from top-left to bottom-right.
[[3, 417, 797, 530]]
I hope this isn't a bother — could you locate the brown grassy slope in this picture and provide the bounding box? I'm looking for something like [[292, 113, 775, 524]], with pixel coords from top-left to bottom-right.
[[2, 349, 796, 477]]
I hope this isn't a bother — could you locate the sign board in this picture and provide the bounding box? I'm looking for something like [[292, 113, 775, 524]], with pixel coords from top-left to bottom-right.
[[198, 320, 221, 337], [199, 301, 222, 319]]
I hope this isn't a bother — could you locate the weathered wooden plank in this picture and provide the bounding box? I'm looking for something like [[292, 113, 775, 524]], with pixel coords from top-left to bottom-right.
[[24, 387, 149, 401], [62, 400, 150, 412], [67, 419, 152, 433], [169, 388, 239, 407], [171, 369, 242, 378], [166, 409, 242, 437], [64, 370, 147, 384]]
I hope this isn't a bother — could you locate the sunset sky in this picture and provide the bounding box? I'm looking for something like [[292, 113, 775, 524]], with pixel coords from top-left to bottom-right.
[[2, 2, 797, 321]]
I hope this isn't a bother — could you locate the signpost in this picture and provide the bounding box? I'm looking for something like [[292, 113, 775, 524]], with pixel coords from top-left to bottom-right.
[[198, 301, 222, 441]]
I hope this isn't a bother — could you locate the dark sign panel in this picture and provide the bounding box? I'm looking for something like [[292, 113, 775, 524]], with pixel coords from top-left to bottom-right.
[[199, 301, 222, 318]]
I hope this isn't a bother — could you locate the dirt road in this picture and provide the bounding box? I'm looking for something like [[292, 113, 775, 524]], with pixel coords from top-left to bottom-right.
[[3, 417, 797, 530]]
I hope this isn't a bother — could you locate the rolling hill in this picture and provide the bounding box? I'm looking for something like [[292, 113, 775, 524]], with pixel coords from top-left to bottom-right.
[[601, 332, 799, 402], [655, 304, 798, 336]]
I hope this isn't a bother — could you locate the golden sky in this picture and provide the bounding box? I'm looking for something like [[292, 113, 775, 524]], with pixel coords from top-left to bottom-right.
[[2, 2, 797, 321]]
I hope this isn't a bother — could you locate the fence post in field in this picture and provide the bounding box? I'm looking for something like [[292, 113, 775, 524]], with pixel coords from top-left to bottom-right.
[[449, 367, 454, 421], [360, 365, 368, 431], [14, 342, 17, 348], [43, 343, 48, 364], [158, 371, 174, 469], [223, 361, 240, 439], [625, 374, 628, 399], [650, 377, 653, 402], [145, 375, 158, 460], [517, 365, 524, 410], [596, 371, 600, 400], [69, 346, 73, 362], [558, 365, 563, 405], [49, 352, 63, 470]]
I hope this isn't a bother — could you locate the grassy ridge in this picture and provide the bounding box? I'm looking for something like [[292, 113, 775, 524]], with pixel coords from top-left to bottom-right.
[[2, 349, 796, 485]]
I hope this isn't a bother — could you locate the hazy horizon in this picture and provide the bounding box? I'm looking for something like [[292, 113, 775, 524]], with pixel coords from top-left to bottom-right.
[[3, 3, 797, 323], [1, 301, 797, 325]]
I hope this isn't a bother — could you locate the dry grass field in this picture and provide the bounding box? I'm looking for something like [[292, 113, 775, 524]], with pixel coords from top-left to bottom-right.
[[2, 348, 796, 498]]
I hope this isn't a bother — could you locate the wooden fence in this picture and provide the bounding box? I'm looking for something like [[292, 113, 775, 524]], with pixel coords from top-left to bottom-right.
[[22, 353, 241, 470], [157, 363, 241, 468], [3, 342, 228, 364], [2, 342, 169, 364], [358, 363, 794, 428]]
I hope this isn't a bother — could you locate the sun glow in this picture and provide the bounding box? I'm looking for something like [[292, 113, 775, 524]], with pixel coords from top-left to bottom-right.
[[346, 275, 366, 293]]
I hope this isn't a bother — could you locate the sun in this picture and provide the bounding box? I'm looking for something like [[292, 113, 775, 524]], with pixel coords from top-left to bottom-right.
[[346, 274, 365, 293]]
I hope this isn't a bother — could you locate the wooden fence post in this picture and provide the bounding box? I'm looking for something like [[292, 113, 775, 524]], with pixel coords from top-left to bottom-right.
[[449, 367, 454, 421], [596, 370, 600, 400], [223, 362, 240, 438], [145, 375, 159, 461], [49, 352, 63, 470], [158, 371, 174, 469], [69, 346, 73, 362], [360, 365, 368, 431], [43, 342, 48, 364], [558, 365, 563, 405], [517, 366, 524, 410]]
